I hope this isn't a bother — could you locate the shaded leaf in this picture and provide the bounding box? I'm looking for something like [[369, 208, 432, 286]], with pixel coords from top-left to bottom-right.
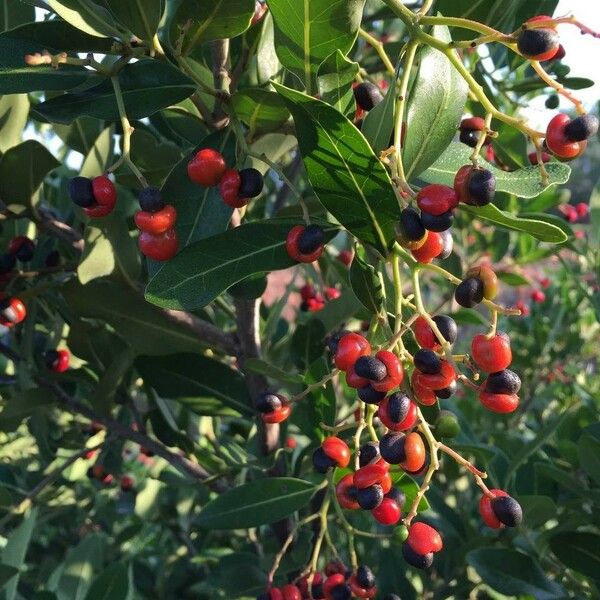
[[317, 50, 359, 116], [84, 563, 129, 600], [104, 0, 164, 41], [549, 532, 600, 579], [231, 88, 290, 136]]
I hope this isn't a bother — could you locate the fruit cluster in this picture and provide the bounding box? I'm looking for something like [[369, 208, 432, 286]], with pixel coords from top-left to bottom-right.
[[68, 175, 117, 218], [135, 187, 179, 261], [299, 284, 341, 313], [43, 348, 69, 373], [187, 147, 264, 208]]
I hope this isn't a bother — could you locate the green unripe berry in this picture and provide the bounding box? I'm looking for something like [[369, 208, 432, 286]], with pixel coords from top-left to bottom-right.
[[393, 524, 409, 543], [435, 410, 460, 438]]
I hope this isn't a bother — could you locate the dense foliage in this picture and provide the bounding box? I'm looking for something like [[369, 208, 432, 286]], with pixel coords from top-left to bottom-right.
[[0, 1, 599, 599]]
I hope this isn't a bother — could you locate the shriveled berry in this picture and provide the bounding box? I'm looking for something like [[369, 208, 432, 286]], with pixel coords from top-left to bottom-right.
[[358, 384, 386, 404], [517, 27, 559, 61], [354, 355, 387, 381], [256, 392, 283, 413], [434, 410, 460, 438], [402, 543, 433, 569], [421, 209, 453, 232], [353, 82, 383, 111], [312, 447, 337, 473], [239, 168, 264, 197], [455, 276, 484, 307], [564, 114, 599, 142], [68, 177, 95, 207], [435, 380, 457, 399], [414, 349, 441, 375], [138, 187, 165, 212], [485, 369, 521, 394], [359, 441, 381, 467], [379, 432, 406, 464], [491, 495, 522, 527], [356, 564, 374, 589], [356, 484, 384, 510], [372, 497, 401, 525], [467, 264, 498, 300]]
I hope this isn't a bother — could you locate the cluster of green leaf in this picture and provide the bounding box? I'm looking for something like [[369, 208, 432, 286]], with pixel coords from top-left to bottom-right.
[[0, 0, 598, 599]]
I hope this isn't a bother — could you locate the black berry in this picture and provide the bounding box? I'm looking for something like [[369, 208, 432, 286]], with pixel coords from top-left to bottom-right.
[[459, 128, 480, 148], [327, 330, 351, 355], [432, 315, 457, 345], [138, 187, 165, 212], [312, 447, 337, 473], [485, 369, 521, 394], [517, 28, 559, 59], [297, 225, 325, 254], [45, 250, 60, 267], [356, 565, 375, 589], [68, 177, 95, 208], [435, 380, 457, 399], [44, 350, 59, 370], [421, 209, 453, 232], [387, 392, 410, 423], [400, 207, 426, 241], [356, 484, 384, 510], [354, 355, 387, 381], [385, 487, 406, 508], [238, 168, 264, 198], [414, 348, 442, 375], [358, 384, 386, 405], [353, 82, 383, 111], [402, 542, 433, 569], [468, 169, 495, 206], [379, 432, 406, 464], [330, 584, 352, 600], [564, 114, 599, 142], [491, 495, 522, 527], [359, 441, 380, 467], [455, 276, 484, 307], [255, 393, 282, 413]]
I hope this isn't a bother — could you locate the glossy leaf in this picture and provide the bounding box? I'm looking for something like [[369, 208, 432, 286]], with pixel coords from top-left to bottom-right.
[[0, 389, 52, 432], [103, 0, 164, 41], [245, 358, 303, 384], [62, 279, 205, 356], [84, 563, 129, 600], [231, 88, 290, 135], [461, 204, 567, 243], [317, 50, 359, 116], [0, 1, 34, 31], [349, 249, 385, 314], [46, 0, 122, 38], [135, 353, 253, 417], [196, 478, 317, 529], [362, 80, 395, 154], [1, 508, 37, 600], [420, 142, 571, 197], [34, 60, 195, 124], [145, 218, 339, 310], [578, 426, 600, 485], [0, 140, 59, 206], [274, 84, 400, 255], [549, 532, 600, 579], [0, 94, 29, 152], [467, 548, 565, 599], [403, 26, 468, 179], [56, 535, 104, 600], [268, 0, 365, 93], [171, 0, 254, 55]]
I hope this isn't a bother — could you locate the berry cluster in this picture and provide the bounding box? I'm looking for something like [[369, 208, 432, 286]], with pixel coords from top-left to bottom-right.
[[135, 187, 179, 261], [299, 284, 341, 313], [187, 147, 264, 208], [43, 348, 69, 373], [68, 175, 117, 218]]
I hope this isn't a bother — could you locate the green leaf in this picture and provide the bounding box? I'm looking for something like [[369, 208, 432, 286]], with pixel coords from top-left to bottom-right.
[[0, 94, 29, 152], [78, 225, 116, 284], [362, 80, 395, 155], [466, 548, 565, 599], [196, 478, 317, 529], [161, 130, 236, 249], [461, 204, 568, 243], [231, 88, 290, 136], [578, 427, 600, 485], [1, 508, 37, 600], [171, 0, 254, 55], [103, 0, 164, 41], [0, 1, 34, 32], [495, 271, 529, 286], [34, 60, 195, 124], [245, 358, 303, 385], [0, 565, 18, 588], [145, 218, 339, 311], [274, 84, 400, 255], [403, 26, 468, 179], [349, 248, 385, 314], [135, 353, 253, 417], [84, 563, 129, 600], [0, 140, 59, 206], [549, 532, 600, 579], [0, 389, 53, 432], [56, 535, 104, 600], [518, 495, 556, 528], [317, 50, 359, 117], [62, 279, 205, 356], [268, 0, 365, 93], [46, 0, 122, 38], [54, 117, 106, 155], [420, 142, 571, 197]]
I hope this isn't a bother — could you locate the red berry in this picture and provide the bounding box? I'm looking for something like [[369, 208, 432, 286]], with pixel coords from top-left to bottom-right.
[[471, 332, 511, 372], [285, 225, 325, 263], [334, 333, 371, 371], [52, 349, 69, 373], [345, 364, 369, 389], [576, 202, 589, 217], [8, 236, 35, 260], [546, 114, 585, 159], [348, 575, 377, 598], [120, 474, 135, 491], [372, 497, 401, 525], [325, 287, 341, 301], [414, 315, 437, 350], [0, 297, 27, 327], [479, 489, 509, 528], [528, 151, 551, 165], [416, 184, 458, 216], [354, 463, 387, 489], [378, 397, 418, 431], [134, 205, 177, 235], [460, 116, 486, 131], [281, 584, 301, 600], [401, 432, 426, 472], [413, 361, 456, 391], [407, 522, 443, 555], [285, 437, 297, 449], [516, 300, 529, 317], [138, 229, 179, 261], [261, 403, 291, 424], [531, 289, 546, 303], [187, 148, 226, 187], [219, 168, 248, 208], [411, 231, 443, 263], [479, 391, 519, 413], [336, 473, 360, 510], [323, 574, 346, 595], [337, 249, 353, 266], [85, 176, 116, 217], [370, 350, 403, 392], [322, 437, 351, 468], [411, 371, 437, 406], [265, 589, 283, 600], [300, 284, 316, 301], [539, 277, 551, 289]]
